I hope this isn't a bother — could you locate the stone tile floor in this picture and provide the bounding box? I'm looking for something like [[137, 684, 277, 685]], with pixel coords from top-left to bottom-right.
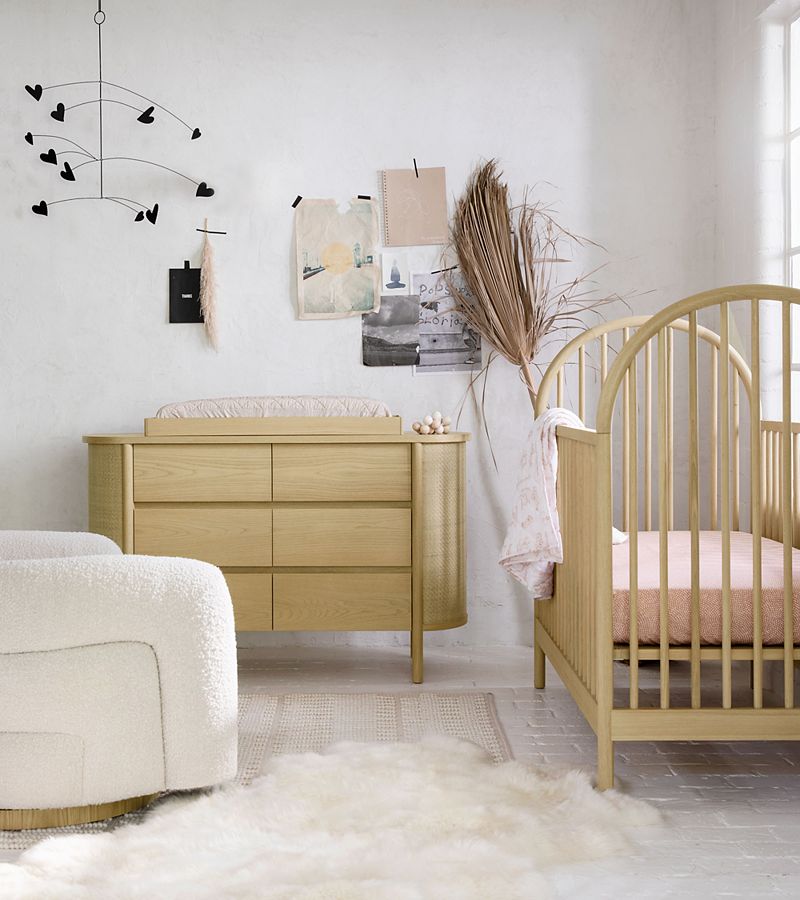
[[4, 644, 799, 898], [238, 644, 800, 899]]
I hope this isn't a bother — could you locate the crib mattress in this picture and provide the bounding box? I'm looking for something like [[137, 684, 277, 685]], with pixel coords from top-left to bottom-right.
[[612, 531, 800, 645]]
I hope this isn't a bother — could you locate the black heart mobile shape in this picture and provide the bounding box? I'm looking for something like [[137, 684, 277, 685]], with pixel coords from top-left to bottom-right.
[[25, 2, 214, 224]]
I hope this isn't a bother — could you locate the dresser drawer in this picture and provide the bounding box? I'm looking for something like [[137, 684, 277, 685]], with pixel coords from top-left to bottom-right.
[[134, 507, 272, 566], [272, 508, 411, 567], [272, 444, 410, 501], [134, 445, 272, 502], [273, 573, 411, 631], [223, 572, 272, 631]]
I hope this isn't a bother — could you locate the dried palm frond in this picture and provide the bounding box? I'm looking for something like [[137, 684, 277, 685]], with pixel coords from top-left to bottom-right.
[[446, 160, 620, 413]]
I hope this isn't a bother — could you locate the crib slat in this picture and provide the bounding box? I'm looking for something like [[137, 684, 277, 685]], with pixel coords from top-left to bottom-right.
[[557, 367, 564, 408], [601, 333, 608, 383], [668, 326, 675, 529], [766, 430, 772, 539], [629, 352, 639, 709], [733, 376, 741, 531], [773, 431, 781, 542], [658, 328, 670, 708], [711, 346, 719, 530], [781, 302, 794, 708], [762, 430, 768, 538], [689, 312, 701, 709], [794, 434, 800, 549], [751, 300, 763, 708], [720, 302, 732, 709], [578, 344, 586, 422], [645, 339, 653, 531], [622, 328, 631, 532]]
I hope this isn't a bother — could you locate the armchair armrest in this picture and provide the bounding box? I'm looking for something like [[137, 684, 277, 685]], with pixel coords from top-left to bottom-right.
[[0, 530, 121, 561], [0, 554, 237, 788]]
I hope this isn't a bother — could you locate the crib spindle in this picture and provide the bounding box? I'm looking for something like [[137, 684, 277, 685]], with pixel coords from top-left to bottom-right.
[[733, 377, 741, 531], [668, 326, 675, 529], [793, 434, 800, 548], [711, 345, 719, 530], [601, 333, 608, 383], [622, 328, 631, 532], [645, 339, 653, 531], [762, 430, 768, 537], [781, 302, 794, 708], [773, 431, 781, 542], [628, 351, 639, 708], [578, 344, 586, 422], [658, 328, 670, 708], [720, 302, 733, 709], [689, 312, 701, 708], [751, 300, 764, 708], [557, 367, 564, 407]]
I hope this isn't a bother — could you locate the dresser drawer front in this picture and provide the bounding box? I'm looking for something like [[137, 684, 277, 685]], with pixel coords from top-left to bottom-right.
[[273, 573, 410, 631], [134, 508, 272, 566], [134, 445, 272, 502], [272, 444, 410, 501], [272, 508, 411, 567], [224, 572, 272, 631]]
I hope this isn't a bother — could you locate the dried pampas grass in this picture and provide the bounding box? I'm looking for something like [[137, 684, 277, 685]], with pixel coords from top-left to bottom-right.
[[446, 160, 620, 412]]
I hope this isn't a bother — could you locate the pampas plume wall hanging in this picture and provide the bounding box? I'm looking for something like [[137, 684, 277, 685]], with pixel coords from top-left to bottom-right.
[[199, 218, 219, 350]]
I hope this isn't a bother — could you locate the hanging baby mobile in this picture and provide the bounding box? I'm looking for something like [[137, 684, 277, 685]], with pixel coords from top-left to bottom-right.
[[25, 1, 215, 223]]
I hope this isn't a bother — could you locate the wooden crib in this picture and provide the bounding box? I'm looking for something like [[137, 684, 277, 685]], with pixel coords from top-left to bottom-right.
[[532, 284, 800, 789]]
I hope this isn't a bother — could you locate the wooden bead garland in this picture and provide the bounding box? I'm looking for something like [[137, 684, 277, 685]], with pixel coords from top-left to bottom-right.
[[411, 411, 452, 435]]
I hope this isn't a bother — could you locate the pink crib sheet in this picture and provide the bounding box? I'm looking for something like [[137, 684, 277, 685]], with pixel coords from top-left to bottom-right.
[[612, 531, 800, 645]]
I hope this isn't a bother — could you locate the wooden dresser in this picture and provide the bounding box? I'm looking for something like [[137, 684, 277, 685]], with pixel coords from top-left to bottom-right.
[[83, 416, 468, 681]]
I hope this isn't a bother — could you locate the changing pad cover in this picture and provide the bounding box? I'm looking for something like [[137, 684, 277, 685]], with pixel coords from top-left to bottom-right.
[[156, 396, 392, 418]]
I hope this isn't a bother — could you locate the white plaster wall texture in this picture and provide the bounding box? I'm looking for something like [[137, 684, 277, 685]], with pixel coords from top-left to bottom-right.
[[1, 0, 721, 647]]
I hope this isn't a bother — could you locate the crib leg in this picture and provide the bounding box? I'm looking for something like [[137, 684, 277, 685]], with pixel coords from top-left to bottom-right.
[[534, 623, 546, 689], [596, 736, 615, 790]]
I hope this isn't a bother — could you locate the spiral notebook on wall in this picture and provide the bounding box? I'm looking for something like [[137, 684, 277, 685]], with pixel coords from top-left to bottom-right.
[[381, 166, 448, 247]]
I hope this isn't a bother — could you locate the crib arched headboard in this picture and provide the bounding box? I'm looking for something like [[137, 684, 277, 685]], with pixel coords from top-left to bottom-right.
[[535, 314, 753, 421], [535, 309, 753, 532]]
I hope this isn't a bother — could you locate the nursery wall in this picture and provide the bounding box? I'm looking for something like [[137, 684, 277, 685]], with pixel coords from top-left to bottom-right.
[[0, 0, 719, 648]]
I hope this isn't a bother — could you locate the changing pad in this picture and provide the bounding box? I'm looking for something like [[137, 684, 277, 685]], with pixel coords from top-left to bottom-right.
[[155, 396, 392, 419]]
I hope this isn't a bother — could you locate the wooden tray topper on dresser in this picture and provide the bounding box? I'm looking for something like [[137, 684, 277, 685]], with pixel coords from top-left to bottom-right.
[[84, 415, 468, 682]]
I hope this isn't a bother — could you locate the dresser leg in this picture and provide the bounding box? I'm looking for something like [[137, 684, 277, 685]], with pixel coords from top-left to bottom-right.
[[534, 617, 546, 688], [411, 441, 424, 684], [411, 629, 423, 683]]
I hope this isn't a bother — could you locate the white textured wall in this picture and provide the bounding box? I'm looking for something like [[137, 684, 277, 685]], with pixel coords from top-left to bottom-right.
[[715, 0, 791, 423], [0, 0, 718, 647]]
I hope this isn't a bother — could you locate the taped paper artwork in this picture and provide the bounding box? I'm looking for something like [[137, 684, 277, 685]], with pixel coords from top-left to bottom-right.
[[296, 198, 380, 319], [413, 273, 481, 373]]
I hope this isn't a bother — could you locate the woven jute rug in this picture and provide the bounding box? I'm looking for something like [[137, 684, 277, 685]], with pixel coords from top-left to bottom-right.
[[1, 692, 511, 852]]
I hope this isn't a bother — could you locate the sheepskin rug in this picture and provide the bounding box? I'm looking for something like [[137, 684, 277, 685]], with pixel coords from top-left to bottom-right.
[[0, 737, 658, 900]]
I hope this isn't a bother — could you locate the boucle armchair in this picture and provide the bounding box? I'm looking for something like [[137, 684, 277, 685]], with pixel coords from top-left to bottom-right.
[[0, 531, 238, 829]]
